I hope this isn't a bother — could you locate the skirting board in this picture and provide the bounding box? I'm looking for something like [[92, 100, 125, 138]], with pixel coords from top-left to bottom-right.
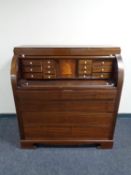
[[0, 113, 131, 118]]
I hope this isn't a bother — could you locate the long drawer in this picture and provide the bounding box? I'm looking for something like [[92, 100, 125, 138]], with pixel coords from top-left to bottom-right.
[[24, 125, 112, 140], [19, 99, 115, 113], [22, 112, 114, 126], [17, 89, 117, 101]]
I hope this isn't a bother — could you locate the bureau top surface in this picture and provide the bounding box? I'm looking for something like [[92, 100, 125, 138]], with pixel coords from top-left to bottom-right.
[[14, 46, 121, 56]]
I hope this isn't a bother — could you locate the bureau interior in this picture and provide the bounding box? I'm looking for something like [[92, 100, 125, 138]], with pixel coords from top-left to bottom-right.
[[18, 56, 117, 86]]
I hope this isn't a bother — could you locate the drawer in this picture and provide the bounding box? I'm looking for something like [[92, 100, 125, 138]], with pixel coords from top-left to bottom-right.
[[44, 60, 56, 65], [44, 74, 56, 79], [44, 69, 56, 75], [79, 60, 92, 65], [93, 60, 112, 66], [93, 66, 112, 73], [92, 73, 111, 79], [23, 73, 43, 79], [24, 125, 111, 139], [22, 112, 114, 127], [17, 89, 117, 101], [79, 69, 92, 75], [22, 60, 42, 66], [22, 66, 42, 73], [44, 64, 55, 69], [19, 100, 115, 113]]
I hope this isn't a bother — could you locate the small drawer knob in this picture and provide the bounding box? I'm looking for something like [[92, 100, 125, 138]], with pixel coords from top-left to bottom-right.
[[47, 61, 51, 64], [102, 68, 104, 72], [31, 74, 34, 78], [48, 71, 51, 73], [48, 75, 51, 79], [30, 62, 32, 65], [48, 65, 51, 68], [101, 74, 104, 78], [84, 66, 87, 69], [84, 70, 87, 73], [30, 68, 33, 72], [102, 61, 105, 65]]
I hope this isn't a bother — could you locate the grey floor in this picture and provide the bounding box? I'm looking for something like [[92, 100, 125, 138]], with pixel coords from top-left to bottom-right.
[[0, 117, 131, 175]]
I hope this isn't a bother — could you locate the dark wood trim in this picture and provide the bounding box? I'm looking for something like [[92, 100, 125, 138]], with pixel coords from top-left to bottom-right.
[[110, 55, 124, 138], [14, 47, 121, 56]]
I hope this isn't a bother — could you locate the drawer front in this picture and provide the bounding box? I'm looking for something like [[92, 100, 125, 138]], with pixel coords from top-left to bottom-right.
[[22, 66, 42, 73], [79, 69, 92, 75], [93, 66, 112, 73], [79, 60, 92, 65], [17, 89, 117, 101], [92, 73, 111, 79], [23, 73, 43, 79], [24, 125, 112, 139], [22, 112, 114, 126], [19, 100, 115, 113], [44, 75, 56, 79], [44, 70, 56, 75], [44, 60, 56, 65], [22, 60, 42, 66], [93, 60, 112, 66]]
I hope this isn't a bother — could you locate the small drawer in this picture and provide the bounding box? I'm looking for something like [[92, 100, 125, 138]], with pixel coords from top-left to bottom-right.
[[22, 66, 42, 73], [23, 73, 43, 79], [44, 75, 56, 79], [22, 60, 42, 66], [92, 73, 111, 79], [79, 69, 92, 75], [44, 64, 55, 69], [79, 60, 92, 65], [44, 60, 56, 65], [43, 69, 56, 75], [93, 60, 112, 66], [93, 66, 112, 73]]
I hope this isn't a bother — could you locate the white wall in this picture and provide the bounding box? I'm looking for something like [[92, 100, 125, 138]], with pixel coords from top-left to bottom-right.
[[0, 0, 131, 113]]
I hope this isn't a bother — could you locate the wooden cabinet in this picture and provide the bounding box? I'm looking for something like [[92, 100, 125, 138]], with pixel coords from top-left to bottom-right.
[[11, 46, 124, 149]]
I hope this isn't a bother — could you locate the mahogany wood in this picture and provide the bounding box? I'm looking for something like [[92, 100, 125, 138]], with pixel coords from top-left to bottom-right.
[[11, 46, 124, 149]]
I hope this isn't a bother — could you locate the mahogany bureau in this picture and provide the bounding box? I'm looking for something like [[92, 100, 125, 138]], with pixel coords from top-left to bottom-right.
[[11, 46, 124, 149]]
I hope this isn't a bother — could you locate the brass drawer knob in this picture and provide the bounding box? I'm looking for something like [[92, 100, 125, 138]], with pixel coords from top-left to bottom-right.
[[48, 71, 51, 73], [30, 68, 33, 72], [47, 61, 51, 64], [84, 66, 87, 69], [48, 75, 51, 79], [48, 65, 51, 68], [101, 74, 104, 78], [102, 61, 105, 65], [30, 62, 32, 65], [31, 74, 34, 78], [84, 70, 87, 73], [102, 68, 104, 72], [84, 61, 87, 64]]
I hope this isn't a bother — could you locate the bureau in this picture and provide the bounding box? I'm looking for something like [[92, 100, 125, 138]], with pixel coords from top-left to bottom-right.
[[11, 46, 124, 149]]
